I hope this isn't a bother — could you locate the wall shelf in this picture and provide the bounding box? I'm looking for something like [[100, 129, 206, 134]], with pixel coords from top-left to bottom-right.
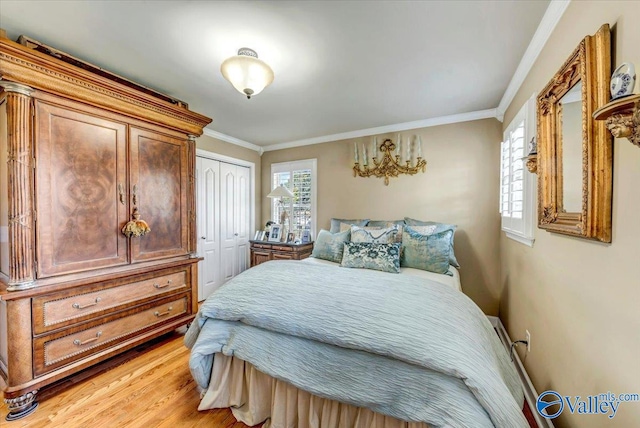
[[593, 94, 640, 148]]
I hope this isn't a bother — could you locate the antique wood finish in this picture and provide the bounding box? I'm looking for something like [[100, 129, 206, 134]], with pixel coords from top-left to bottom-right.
[[34, 295, 189, 376], [32, 268, 188, 335], [537, 24, 612, 242], [187, 135, 197, 257], [0, 84, 35, 289], [0, 32, 211, 420], [35, 100, 129, 277], [249, 240, 314, 267], [129, 127, 188, 262], [0, 36, 211, 136]]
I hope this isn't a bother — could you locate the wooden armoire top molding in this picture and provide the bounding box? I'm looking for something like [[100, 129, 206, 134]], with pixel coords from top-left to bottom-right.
[[0, 33, 212, 135]]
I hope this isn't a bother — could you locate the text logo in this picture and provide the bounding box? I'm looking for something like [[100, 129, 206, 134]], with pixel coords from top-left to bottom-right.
[[537, 390, 564, 419]]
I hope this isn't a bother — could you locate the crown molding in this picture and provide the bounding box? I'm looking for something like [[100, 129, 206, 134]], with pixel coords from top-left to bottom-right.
[[496, 0, 571, 119], [262, 108, 498, 152], [202, 128, 264, 155]]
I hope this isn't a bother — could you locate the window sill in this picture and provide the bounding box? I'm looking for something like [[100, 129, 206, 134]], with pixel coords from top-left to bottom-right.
[[504, 231, 535, 247]]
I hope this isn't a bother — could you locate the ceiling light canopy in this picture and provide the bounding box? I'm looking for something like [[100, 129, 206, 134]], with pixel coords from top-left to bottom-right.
[[220, 47, 274, 99]]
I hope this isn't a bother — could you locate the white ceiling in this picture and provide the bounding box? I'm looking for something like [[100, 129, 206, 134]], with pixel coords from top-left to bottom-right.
[[0, 1, 552, 148]]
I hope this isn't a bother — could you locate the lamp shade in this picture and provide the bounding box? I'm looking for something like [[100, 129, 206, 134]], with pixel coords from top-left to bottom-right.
[[220, 48, 274, 99], [267, 185, 294, 198]]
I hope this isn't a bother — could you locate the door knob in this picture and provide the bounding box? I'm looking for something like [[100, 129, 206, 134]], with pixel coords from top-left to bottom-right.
[[201, 236, 206, 240], [234, 233, 239, 236]]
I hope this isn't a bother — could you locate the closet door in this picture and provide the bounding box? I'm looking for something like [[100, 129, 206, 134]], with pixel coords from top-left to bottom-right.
[[129, 127, 188, 262], [219, 163, 251, 281], [35, 100, 129, 277], [196, 157, 221, 300]]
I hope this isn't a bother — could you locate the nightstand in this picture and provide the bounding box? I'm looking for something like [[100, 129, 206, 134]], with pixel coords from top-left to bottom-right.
[[250, 240, 314, 267]]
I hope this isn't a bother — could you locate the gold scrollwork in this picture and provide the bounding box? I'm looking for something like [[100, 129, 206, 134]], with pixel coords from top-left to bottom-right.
[[353, 139, 426, 186]]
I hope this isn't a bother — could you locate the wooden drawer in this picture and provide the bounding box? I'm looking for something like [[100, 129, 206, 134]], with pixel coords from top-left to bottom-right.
[[271, 245, 293, 252], [33, 269, 188, 335], [272, 252, 294, 260], [34, 295, 188, 376]]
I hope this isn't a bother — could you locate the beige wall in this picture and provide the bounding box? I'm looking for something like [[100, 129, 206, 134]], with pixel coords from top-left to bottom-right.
[[196, 134, 262, 230], [501, 2, 640, 428], [262, 118, 503, 314]]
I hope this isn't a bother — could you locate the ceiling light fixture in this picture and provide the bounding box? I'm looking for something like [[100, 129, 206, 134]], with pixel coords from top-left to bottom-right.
[[220, 47, 274, 99]]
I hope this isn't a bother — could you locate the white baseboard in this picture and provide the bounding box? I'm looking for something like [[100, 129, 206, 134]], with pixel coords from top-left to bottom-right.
[[487, 316, 555, 428]]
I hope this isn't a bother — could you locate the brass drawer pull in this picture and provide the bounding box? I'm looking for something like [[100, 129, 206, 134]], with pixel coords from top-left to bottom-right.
[[154, 306, 173, 317], [153, 279, 173, 289], [73, 331, 102, 346], [72, 297, 102, 309]]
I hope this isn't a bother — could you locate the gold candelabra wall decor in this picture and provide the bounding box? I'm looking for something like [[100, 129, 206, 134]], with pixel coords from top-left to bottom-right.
[[353, 137, 426, 185]]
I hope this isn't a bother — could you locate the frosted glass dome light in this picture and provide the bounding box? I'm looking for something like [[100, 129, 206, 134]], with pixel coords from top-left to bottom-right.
[[220, 48, 274, 99]]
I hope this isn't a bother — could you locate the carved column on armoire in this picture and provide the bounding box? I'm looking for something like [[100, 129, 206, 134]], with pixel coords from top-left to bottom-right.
[[0, 81, 36, 290], [187, 134, 198, 258]]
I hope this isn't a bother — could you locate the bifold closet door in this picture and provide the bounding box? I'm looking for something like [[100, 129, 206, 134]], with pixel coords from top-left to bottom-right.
[[196, 157, 221, 300], [220, 162, 251, 283]]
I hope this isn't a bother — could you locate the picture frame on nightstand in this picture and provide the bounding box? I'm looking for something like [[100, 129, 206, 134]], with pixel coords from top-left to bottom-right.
[[253, 230, 262, 240], [268, 224, 282, 242], [301, 229, 311, 243], [286, 232, 295, 243]]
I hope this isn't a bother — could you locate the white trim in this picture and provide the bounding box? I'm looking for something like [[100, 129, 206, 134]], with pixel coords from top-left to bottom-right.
[[488, 316, 555, 428], [262, 109, 498, 152], [505, 231, 535, 247], [196, 148, 256, 235], [202, 128, 264, 155], [496, 0, 571, 119]]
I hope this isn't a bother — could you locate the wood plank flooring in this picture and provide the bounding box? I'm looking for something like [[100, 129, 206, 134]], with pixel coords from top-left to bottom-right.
[[0, 330, 251, 427]]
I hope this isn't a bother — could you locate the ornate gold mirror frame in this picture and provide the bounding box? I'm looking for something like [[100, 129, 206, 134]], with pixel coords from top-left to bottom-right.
[[537, 24, 612, 242]]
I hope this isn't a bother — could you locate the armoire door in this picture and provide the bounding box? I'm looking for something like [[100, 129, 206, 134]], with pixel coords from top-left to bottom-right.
[[219, 162, 251, 283], [196, 157, 221, 300], [35, 100, 129, 277], [129, 127, 188, 262]]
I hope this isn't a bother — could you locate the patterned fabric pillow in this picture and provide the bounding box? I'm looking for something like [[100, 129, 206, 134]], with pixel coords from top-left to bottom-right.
[[330, 218, 369, 233], [311, 229, 351, 263], [401, 226, 453, 275], [340, 242, 401, 273], [367, 220, 404, 228], [404, 217, 460, 268], [350, 225, 398, 244]]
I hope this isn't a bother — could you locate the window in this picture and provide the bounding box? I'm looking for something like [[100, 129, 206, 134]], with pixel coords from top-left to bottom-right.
[[271, 159, 317, 239], [500, 95, 536, 246]]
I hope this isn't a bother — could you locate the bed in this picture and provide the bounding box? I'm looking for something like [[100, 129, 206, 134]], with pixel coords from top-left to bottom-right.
[[185, 256, 527, 428]]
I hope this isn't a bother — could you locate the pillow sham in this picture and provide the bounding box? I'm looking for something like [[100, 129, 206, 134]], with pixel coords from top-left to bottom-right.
[[341, 222, 403, 243], [404, 217, 460, 268], [341, 242, 401, 273], [330, 218, 369, 233], [366, 220, 404, 228], [350, 225, 398, 244], [401, 226, 453, 275], [311, 229, 351, 263]]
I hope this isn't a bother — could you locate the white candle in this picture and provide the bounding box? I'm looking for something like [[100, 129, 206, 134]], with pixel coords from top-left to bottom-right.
[[396, 134, 401, 157], [362, 144, 368, 166], [417, 136, 422, 158], [406, 136, 412, 162], [354, 142, 359, 163], [372, 137, 377, 159]]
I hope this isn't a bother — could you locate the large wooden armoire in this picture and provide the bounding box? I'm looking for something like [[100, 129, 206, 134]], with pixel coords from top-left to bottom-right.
[[0, 32, 211, 419]]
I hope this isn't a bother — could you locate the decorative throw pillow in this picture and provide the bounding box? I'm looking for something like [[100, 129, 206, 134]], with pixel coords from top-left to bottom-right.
[[367, 220, 404, 228], [341, 242, 401, 273], [350, 225, 398, 244], [404, 217, 460, 268], [330, 218, 369, 233], [311, 229, 351, 263], [401, 226, 453, 275]]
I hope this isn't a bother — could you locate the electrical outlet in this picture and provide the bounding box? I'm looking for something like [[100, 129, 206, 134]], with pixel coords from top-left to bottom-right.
[[525, 330, 531, 352]]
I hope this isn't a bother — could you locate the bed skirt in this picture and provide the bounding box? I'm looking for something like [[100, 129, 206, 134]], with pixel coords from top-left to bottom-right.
[[198, 353, 431, 428]]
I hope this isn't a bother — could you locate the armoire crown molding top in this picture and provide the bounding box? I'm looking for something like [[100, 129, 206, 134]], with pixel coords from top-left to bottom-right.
[[0, 33, 212, 136]]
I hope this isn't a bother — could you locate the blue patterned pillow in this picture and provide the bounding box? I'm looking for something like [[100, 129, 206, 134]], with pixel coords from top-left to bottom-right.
[[350, 225, 398, 244], [367, 220, 404, 228], [404, 217, 460, 268], [330, 218, 369, 233], [401, 226, 452, 275], [311, 229, 351, 263], [340, 242, 401, 273]]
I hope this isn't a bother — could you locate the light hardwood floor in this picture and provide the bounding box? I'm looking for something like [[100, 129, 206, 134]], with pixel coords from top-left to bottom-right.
[[1, 330, 251, 427]]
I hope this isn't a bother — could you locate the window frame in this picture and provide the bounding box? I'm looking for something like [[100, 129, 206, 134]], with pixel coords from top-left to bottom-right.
[[500, 95, 536, 247], [270, 159, 317, 240]]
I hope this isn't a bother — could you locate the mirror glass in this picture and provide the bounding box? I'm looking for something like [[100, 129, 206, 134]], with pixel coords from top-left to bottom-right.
[[558, 81, 583, 213]]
